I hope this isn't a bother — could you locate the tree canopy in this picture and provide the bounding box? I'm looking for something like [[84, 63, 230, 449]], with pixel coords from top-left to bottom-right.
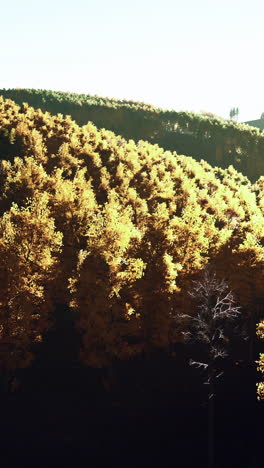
[[0, 96, 263, 371], [1, 88, 264, 181]]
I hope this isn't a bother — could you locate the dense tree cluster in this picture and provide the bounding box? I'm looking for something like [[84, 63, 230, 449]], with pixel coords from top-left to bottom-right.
[[0, 96, 263, 376], [1, 88, 264, 181]]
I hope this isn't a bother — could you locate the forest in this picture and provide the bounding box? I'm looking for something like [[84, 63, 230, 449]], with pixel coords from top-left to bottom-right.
[[1, 88, 264, 181], [0, 93, 263, 467]]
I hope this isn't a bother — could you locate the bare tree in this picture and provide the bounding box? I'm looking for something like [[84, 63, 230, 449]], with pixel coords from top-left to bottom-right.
[[179, 269, 241, 468]]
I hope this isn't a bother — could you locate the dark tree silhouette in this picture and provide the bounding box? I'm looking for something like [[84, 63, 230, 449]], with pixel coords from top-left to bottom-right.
[[229, 107, 239, 121], [180, 269, 241, 468]]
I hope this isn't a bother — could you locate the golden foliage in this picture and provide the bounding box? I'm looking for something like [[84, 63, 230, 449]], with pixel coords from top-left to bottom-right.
[[0, 192, 62, 370], [256, 320, 264, 400], [0, 96, 263, 372]]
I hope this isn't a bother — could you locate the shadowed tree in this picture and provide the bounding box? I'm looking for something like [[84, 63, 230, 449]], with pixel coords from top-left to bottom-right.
[[256, 320, 264, 400], [178, 269, 241, 468]]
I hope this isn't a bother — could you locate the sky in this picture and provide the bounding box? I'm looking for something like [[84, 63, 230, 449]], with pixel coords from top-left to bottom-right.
[[1, 0, 264, 122]]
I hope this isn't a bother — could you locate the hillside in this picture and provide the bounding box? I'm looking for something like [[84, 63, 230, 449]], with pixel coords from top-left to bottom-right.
[[0, 96, 263, 375], [1, 88, 264, 181]]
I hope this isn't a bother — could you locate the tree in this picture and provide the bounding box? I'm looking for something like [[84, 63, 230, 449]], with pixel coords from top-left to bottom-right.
[[229, 108, 235, 120], [0, 192, 62, 388], [179, 269, 241, 468], [68, 189, 145, 368], [256, 320, 264, 400], [229, 107, 239, 121]]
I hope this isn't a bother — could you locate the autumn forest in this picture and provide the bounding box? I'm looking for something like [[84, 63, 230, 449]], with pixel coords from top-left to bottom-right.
[[0, 90, 263, 467]]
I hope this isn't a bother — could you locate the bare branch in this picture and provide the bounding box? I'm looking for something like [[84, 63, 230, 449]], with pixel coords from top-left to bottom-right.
[[189, 359, 208, 370], [211, 348, 228, 359], [184, 268, 242, 392]]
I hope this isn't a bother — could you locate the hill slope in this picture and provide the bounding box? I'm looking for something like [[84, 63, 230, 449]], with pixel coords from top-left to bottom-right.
[[1, 88, 264, 181]]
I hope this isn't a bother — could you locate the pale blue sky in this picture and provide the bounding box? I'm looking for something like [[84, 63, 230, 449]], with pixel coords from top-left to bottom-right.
[[1, 0, 263, 122]]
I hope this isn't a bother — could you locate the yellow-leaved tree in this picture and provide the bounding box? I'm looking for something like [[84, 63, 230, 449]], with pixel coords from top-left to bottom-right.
[[256, 320, 264, 400], [0, 192, 62, 376], [68, 189, 145, 367]]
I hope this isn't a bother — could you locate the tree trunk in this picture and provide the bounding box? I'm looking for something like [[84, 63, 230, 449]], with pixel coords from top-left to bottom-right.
[[208, 381, 215, 468]]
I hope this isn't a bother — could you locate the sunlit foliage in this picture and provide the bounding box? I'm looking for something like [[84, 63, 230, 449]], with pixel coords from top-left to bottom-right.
[[0, 192, 62, 370], [256, 320, 264, 400], [1, 88, 264, 181], [0, 96, 263, 374]]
